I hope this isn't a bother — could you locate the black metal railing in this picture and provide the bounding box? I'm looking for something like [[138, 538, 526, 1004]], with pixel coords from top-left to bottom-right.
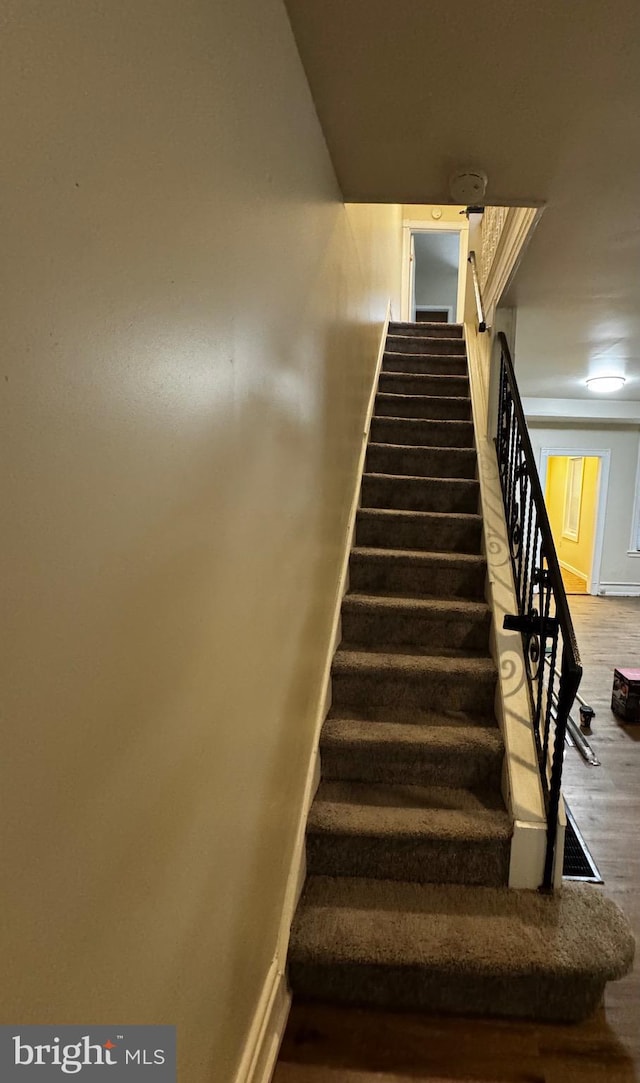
[[547, 667, 600, 768], [495, 332, 583, 890]]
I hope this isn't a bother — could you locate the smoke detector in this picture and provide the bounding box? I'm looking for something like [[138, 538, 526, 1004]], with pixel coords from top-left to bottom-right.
[[449, 167, 488, 204]]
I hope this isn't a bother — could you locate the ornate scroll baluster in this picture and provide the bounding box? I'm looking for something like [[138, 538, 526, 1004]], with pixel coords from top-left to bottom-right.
[[495, 333, 582, 891]]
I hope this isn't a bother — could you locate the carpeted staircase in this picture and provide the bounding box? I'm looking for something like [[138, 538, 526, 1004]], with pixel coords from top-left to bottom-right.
[[288, 322, 634, 1022]]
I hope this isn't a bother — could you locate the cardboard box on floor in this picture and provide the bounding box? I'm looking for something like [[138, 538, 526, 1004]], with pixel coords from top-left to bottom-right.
[[611, 668, 640, 723]]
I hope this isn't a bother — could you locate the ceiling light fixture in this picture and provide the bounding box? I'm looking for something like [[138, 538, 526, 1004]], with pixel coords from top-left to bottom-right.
[[585, 376, 626, 393]]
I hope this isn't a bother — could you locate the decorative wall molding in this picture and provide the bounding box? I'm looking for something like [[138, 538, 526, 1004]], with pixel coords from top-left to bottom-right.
[[482, 206, 541, 315], [479, 205, 508, 289]]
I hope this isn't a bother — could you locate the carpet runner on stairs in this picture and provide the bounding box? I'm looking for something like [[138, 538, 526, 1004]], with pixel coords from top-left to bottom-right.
[[288, 321, 634, 1022]]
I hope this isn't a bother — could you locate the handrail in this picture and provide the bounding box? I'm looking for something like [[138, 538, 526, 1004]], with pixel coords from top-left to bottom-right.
[[495, 331, 583, 890], [468, 251, 488, 333]]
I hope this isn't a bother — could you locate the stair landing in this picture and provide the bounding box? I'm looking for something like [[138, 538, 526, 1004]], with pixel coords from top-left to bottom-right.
[[290, 876, 635, 1022]]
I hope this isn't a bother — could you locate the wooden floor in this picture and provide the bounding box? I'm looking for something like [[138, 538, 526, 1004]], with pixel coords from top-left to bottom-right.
[[274, 595, 640, 1083], [561, 567, 588, 595]]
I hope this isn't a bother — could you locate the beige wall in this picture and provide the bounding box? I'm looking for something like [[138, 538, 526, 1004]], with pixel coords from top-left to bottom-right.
[[0, 2, 401, 1080], [403, 204, 467, 224], [545, 456, 599, 579]]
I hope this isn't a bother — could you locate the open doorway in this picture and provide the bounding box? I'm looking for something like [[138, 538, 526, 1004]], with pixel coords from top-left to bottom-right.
[[401, 209, 469, 323], [412, 232, 459, 322], [540, 450, 610, 595]]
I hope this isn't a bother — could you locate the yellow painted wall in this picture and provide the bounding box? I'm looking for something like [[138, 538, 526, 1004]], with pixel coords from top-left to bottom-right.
[[0, 3, 402, 1080], [545, 456, 600, 580]]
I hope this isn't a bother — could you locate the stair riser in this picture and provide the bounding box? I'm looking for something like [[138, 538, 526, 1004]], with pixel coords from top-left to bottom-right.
[[383, 353, 468, 375], [355, 515, 483, 554], [386, 336, 466, 356], [389, 322, 463, 340], [378, 374, 469, 398], [306, 835, 510, 887], [366, 446, 477, 480], [331, 670, 496, 715], [362, 476, 479, 515], [349, 558, 486, 599], [370, 417, 474, 448], [319, 744, 502, 790], [341, 609, 490, 652], [288, 964, 607, 1023], [375, 395, 471, 421]]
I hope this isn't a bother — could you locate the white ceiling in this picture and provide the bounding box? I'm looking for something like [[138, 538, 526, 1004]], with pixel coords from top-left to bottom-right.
[[284, 0, 640, 413]]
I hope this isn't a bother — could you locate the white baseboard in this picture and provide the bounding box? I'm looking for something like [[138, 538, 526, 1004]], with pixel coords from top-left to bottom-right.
[[597, 582, 640, 596], [232, 959, 291, 1083], [559, 559, 588, 582], [233, 303, 392, 1083]]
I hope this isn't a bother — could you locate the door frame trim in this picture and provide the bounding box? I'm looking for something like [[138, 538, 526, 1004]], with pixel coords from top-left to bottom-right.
[[538, 447, 611, 595], [401, 219, 469, 323]]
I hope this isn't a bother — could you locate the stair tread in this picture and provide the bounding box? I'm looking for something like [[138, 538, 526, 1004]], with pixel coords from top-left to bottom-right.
[[333, 648, 496, 677], [357, 508, 481, 523], [376, 393, 471, 404], [383, 349, 465, 358], [341, 645, 491, 661], [388, 331, 465, 338], [371, 418, 474, 441], [382, 353, 467, 362], [372, 411, 474, 420], [385, 349, 466, 356], [380, 372, 468, 383], [355, 510, 483, 556], [363, 471, 478, 487], [383, 360, 468, 368], [308, 781, 510, 839], [351, 546, 485, 567], [367, 442, 475, 455], [389, 321, 463, 331], [374, 415, 473, 424], [322, 717, 502, 747], [342, 593, 489, 618], [384, 345, 464, 353], [291, 878, 635, 979], [328, 702, 496, 725], [386, 335, 466, 348]]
